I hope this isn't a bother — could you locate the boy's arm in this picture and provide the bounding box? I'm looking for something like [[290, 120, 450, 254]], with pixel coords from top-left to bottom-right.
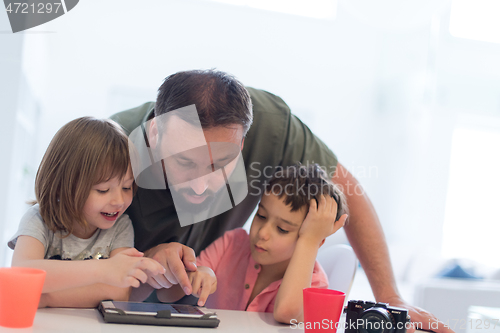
[[273, 238, 320, 323], [273, 196, 346, 324]]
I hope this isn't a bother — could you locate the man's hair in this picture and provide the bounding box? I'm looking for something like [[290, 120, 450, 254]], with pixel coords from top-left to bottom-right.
[[35, 117, 132, 235], [265, 163, 348, 222], [155, 69, 253, 135]]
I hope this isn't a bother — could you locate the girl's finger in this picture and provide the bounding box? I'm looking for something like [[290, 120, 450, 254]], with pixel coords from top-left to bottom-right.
[[152, 274, 173, 289], [137, 258, 166, 275], [124, 276, 140, 288], [164, 262, 180, 285], [131, 268, 148, 284], [147, 277, 163, 289]]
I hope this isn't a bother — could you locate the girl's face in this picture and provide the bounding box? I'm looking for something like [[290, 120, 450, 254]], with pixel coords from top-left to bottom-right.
[[74, 167, 134, 239], [249, 193, 307, 273]]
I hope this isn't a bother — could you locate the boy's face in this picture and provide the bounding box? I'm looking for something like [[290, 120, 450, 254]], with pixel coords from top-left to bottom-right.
[[249, 193, 308, 269]]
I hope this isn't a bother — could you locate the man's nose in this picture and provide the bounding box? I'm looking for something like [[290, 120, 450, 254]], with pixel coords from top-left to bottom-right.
[[190, 175, 209, 195]]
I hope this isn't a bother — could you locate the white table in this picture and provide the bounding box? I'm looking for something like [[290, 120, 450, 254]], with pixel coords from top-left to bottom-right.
[[467, 306, 500, 333], [0, 308, 321, 333]]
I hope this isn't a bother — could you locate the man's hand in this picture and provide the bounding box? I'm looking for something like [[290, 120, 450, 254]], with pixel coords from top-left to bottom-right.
[[104, 248, 166, 288], [299, 195, 347, 247], [385, 296, 455, 333], [144, 242, 197, 295], [187, 266, 217, 306]]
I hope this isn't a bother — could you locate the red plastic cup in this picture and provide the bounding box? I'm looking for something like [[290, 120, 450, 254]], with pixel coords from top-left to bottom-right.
[[0, 267, 46, 328], [303, 288, 345, 333]]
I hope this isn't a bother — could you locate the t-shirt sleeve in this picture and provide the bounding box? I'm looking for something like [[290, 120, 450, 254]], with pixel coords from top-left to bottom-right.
[[109, 214, 135, 251], [311, 260, 329, 289], [244, 88, 338, 182], [196, 228, 246, 272], [281, 114, 338, 176], [110, 102, 155, 136], [8, 205, 51, 252]]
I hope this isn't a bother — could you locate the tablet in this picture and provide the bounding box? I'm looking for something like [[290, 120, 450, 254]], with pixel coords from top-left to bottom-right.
[[99, 300, 220, 328]]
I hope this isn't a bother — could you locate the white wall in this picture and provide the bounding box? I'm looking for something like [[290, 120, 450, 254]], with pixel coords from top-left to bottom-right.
[[0, 9, 25, 266]]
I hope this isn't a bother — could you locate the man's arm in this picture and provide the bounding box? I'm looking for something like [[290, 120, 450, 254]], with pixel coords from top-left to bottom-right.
[[333, 162, 453, 333]]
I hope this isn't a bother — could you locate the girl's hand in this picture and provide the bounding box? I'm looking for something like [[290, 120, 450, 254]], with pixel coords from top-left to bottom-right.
[[299, 195, 348, 247], [187, 266, 217, 306], [103, 248, 166, 288]]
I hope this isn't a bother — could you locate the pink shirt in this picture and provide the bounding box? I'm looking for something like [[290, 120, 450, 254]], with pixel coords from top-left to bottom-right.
[[196, 228, 328, 312]]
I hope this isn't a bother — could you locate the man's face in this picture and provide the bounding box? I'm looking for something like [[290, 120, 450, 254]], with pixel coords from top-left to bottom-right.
[[152, 114, 244, 212]]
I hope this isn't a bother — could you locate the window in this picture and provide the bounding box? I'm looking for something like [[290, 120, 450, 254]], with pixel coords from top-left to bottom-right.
[[442, 116, 500, 268], [449, 0, 500, 43], [209, 0, 337, 19]]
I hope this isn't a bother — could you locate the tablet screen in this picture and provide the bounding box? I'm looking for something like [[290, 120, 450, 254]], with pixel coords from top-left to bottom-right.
[[106, 301, 207, 317]]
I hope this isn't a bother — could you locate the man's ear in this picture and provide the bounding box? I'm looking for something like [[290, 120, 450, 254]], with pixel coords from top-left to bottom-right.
[[149, 118, 159, 149], [319, 239, 325, 248], [241, 137, 245, 150]]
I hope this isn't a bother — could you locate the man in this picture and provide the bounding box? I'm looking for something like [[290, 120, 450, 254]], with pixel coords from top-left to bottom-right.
[[112, 69, 452, 333]]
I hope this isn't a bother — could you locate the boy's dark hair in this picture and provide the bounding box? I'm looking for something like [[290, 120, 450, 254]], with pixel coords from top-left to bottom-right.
[[155, 69, 253, 135], [265, 163, 348, 222]]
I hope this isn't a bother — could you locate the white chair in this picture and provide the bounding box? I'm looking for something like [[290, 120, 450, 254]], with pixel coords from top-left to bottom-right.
[[316, 244, 358, 298]]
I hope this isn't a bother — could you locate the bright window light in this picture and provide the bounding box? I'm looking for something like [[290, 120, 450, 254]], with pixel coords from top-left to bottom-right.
[[442, 123, 500, 268], [210, 0, 337, 20], [449, 0, 500, 43]]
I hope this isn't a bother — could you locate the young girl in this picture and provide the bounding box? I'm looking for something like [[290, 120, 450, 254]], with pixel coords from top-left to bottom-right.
[[156, 163, 348, 323], [8, 117, 165, 308]]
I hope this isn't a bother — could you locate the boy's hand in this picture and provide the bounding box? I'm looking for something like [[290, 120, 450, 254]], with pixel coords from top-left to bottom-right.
[[186, 266, 217, 306], [299, 195, 347, 246], [103, 248, 166, 288]]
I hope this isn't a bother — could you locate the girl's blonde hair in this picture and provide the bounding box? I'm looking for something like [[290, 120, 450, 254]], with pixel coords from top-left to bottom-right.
[[35, 117, 132, 235]]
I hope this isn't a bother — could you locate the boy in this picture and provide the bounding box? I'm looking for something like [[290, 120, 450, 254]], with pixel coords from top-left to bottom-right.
[[157, 163, 348, 324]]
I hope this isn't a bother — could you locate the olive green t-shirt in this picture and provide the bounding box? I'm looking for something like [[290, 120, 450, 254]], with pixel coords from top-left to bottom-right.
[[111, 87, 337, 254]]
